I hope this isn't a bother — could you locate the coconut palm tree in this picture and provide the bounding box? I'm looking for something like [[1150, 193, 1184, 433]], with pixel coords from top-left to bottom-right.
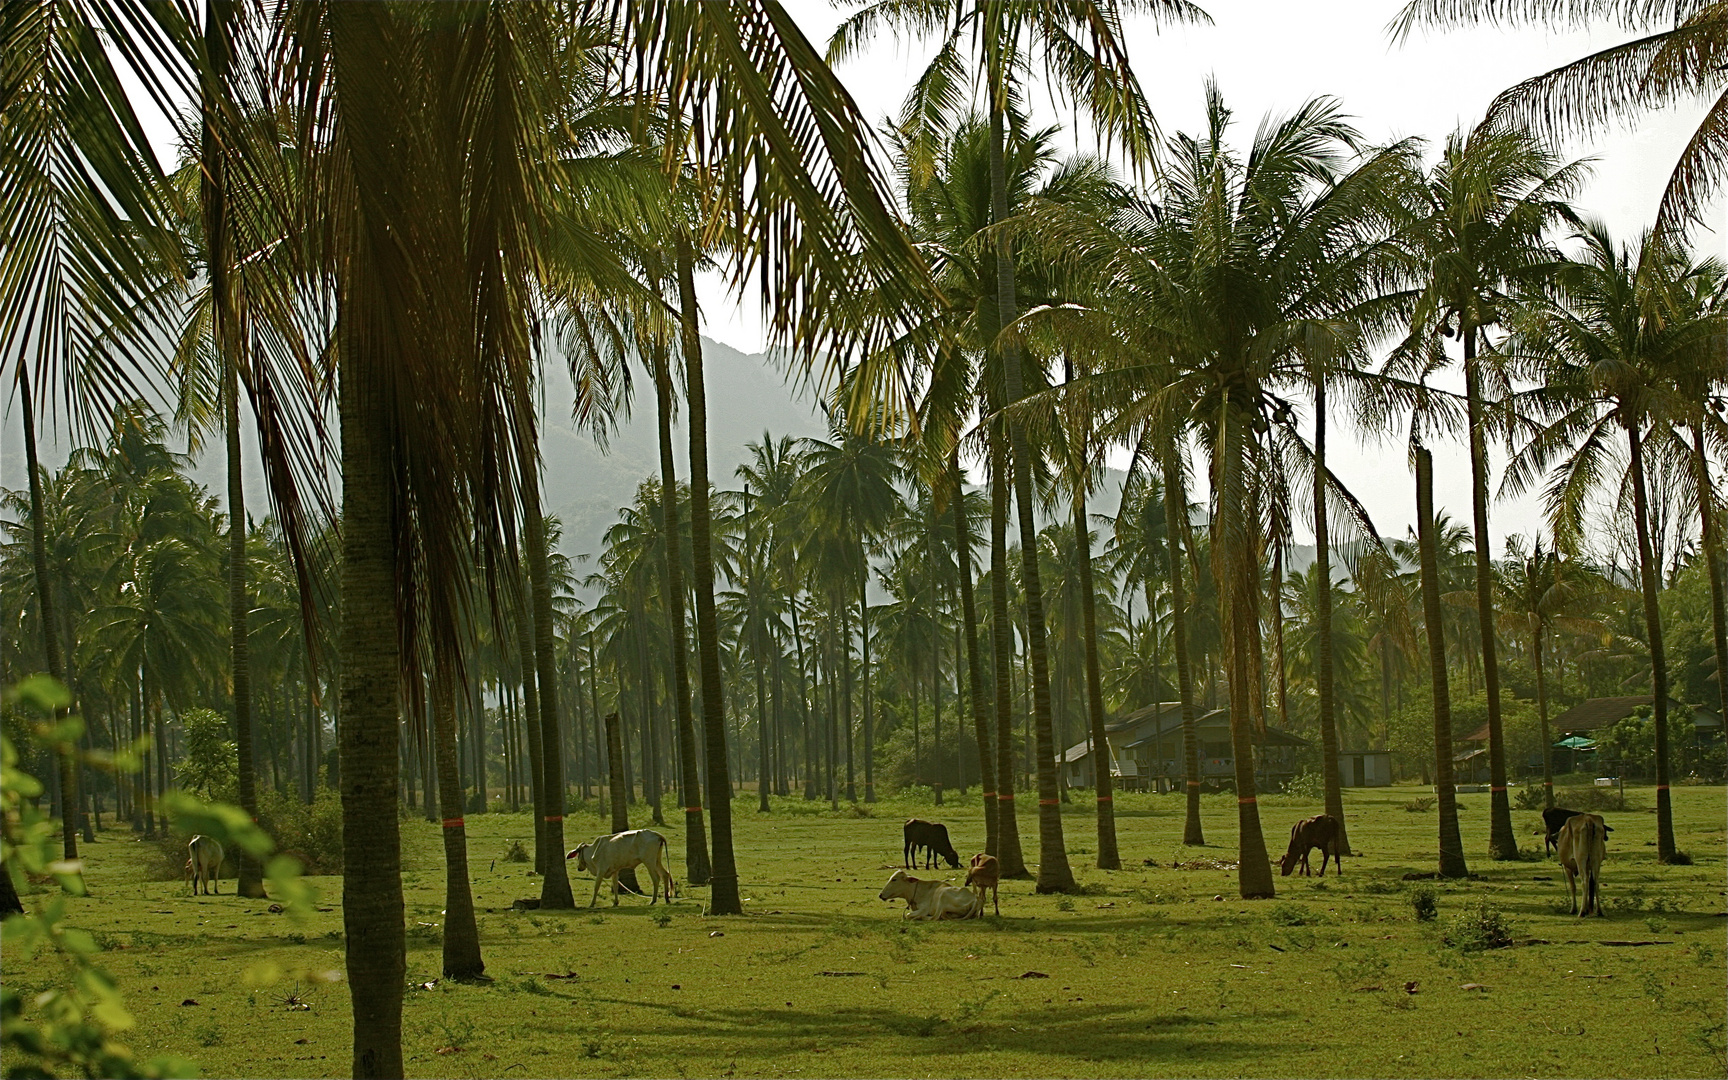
[[1505, 222, 1726, 861], [1404, 122, 1585, 859], [1390, 0, 1728, 242]]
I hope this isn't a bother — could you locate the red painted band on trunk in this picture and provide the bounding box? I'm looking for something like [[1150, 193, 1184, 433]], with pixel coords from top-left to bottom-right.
[[1657, 785, 1669, 791], [1237, 796, 1256, 805], [997, 794, 1015, 801], [1096, 796, 1113, 802], [685, 807, 703, 814], [1186, 781, 1201, 787], [1038, 799, 1059, 806], [441, 818, 464, 829], [543, 815, 562, 823], [1491, 785, 1507, 793], [982, 791, 996, 799]]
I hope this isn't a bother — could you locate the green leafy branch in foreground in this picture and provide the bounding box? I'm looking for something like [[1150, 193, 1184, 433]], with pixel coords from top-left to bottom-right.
[[1, 675, 314, 1079]]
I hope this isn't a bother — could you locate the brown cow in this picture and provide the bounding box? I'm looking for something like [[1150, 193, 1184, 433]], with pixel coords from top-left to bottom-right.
[[963, 853, 1000, 916], [1277, 814, 1343, 877], [1556, 812, 1607, 917]]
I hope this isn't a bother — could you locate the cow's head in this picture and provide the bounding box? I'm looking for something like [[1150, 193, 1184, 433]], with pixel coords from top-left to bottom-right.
[[940, 849, 961, 870], [878, 869, 913, 901], [567, 844, 590, 872], [1277, 852, 1299, 877]]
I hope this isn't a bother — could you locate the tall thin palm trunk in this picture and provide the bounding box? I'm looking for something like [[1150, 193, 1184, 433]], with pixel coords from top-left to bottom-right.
[[653, 338, 711, 882], [1534, 625, 1553, 808], [526, 473, 575, 908], [1216, 408, 1274, 899], [1463, 333, 1517, 858], [988, 104, 1074, 895], [988, 429, 1027, 877], [1690, 425, 1728, 732], [676, 234, 741, 915], [514, 577, 547, 874], [1626, 424, 1678, 860], [1074, 486, 1118, 870], [1271, 541, 1290, 731], [953, 452, 998, 856], [1312, 372, 1348, 853], [19, 369, 76, 862], [1160, 444, 1204, 846], [1416, 446, 1469, 878], [432, 670, 483, 978]]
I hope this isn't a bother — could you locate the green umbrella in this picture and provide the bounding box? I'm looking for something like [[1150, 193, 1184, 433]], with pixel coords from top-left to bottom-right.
[[1554, 735, 1596, 750]]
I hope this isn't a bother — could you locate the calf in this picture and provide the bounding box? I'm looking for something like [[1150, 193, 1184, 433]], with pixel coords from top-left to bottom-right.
[[187, 834, 224, 895], [1277, 814, 1343, 877], [1556, 812, 1608, 917], [1542, 806, 1613, 857], [567, 829, 677, 907], [877, 869, 980, 920], [903, 818, 961, 870], [963, 853, 1000, 916]]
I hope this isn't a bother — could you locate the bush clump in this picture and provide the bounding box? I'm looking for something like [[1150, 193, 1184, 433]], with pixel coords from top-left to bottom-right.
[[256, 786, 344, 875], [501, 838, 529, 863], [1408, 884, 1438, 922], [1441, 900, 1516, 951], [1281, 771, 1324, 801]]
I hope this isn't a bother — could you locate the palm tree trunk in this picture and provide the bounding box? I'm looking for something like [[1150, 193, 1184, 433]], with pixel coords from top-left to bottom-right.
[[514, 581, 547, 874], [793, 603, 816, 801], [675, 234, 741, 914], [1271, 542, 1290, 732], [1160, 443, 1204, 846], [432, 670, 483, 978], [654, 340, 712, 883], [1416, 446, 1468, 878], [988, 427, 1028, 877], [1216, 406, 1274, 899], [335, 323, 405, 1078], [1074, 486, 1119, 870], [1463, 334, 1517, 858], [524, 469, 576, 907], [19, 369, 76, 862], [987, 105, 1073, 895], [1690, 425, 1728, 733], [1535, 627, 1553, 809], [954, 452, 998, 856], [859, 560, 876, 803], [841, 601, 856, 801], [1312, 372, 1349, 854], [1626, 424, 1678, 860]]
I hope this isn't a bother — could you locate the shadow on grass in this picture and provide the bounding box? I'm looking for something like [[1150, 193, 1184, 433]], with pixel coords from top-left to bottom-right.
[[573, 994, 1289, 1065]]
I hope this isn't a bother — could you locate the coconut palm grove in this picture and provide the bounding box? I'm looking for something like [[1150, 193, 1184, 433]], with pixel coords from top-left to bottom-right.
[[2, 2, 1726, 1078]]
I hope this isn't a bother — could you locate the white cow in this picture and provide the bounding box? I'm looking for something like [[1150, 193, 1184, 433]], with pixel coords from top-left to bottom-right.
[[878, 869, 981, 920], [187, 834, 224, 895], [567, 829, 677, 907], [1557, 812, 1608, 917]]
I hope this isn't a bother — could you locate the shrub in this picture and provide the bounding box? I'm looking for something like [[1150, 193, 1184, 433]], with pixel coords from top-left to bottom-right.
[[256, 787, 344, 875], [1512, 786, 1546, 811], [501, 838, 529, 863], [1282, 771, 1324, 801], [1408, 884, 1438, 922], [1442, 900, 1516, 951], [1552, 785, 1642, 812]]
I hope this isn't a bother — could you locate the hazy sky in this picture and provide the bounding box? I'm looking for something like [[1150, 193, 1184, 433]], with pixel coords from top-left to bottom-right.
[[692, 0, 1723, 553]]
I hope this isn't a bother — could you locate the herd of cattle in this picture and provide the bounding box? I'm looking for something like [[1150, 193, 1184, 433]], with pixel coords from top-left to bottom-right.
[[179, 806, 1615, 919]]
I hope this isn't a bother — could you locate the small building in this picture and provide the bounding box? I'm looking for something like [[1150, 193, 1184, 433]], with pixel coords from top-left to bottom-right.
[[1550, 696, 1722, 743], [1062, 702, 1309, 792], [1338, 749, 1392, 788]]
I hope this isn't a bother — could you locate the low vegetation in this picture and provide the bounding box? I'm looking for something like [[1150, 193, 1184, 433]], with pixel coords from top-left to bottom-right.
[[13, 784, 1723, 1078]]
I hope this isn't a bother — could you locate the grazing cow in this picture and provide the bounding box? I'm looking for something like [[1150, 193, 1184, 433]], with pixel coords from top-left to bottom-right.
[[187, 835, 223, 895], [567, 829, 677, 907], [1542, 806, 1613, 857], [1556, 812, 1608, 917], [1277, 814, 1343, 877], [877, 869, 980, 920], [902, 818, 961, 870], [964, 853, 1000, 916]]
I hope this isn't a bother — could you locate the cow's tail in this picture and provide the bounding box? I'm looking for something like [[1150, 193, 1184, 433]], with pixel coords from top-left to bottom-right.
[[662, 834, 678, 900]]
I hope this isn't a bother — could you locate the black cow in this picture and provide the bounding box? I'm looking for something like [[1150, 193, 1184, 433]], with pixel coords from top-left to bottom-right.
[[1277, 814, 1343, 877], [902, 819, 960, 870], [1542, 806, 1613, 857]]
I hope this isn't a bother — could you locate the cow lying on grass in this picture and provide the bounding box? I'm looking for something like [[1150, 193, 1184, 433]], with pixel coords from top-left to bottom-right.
[[567, 829, 677, 907], [878, 869, 980, 920], [1557, 812, 1608, 917], [1277, 814, 1342, 877]]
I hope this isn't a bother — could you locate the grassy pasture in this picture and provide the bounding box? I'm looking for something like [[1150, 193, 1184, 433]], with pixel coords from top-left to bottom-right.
[[7, 784, 1725, 1078]]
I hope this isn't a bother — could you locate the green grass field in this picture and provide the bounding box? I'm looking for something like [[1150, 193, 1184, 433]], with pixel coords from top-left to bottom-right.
[[8, 784, 1725, 1078]]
